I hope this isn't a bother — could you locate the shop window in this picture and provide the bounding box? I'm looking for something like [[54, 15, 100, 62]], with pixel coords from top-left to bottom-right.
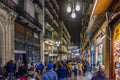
[[26, 29, 33, 42], [113, 23, 120, 79], [15, 41, 25, 50], [26, 44, 32, 62], [33, 33, 40, 44], [26, 44, 40, 63], [15, 22, 25, 40]]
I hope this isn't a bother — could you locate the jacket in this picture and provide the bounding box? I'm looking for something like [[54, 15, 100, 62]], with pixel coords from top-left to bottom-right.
[[7, 62, 16, 73], [42, 70, 58, 80], [56, 67, 68, 78]]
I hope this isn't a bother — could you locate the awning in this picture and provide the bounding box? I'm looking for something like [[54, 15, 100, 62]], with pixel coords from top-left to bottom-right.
[[87, 0, 113, 34], [93, 0, 113, 16]]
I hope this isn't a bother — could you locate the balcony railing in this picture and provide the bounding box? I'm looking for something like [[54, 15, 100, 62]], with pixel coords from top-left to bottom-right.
[[45, 14, 59, 32], [33, 0, 43, 10], [44, 29, 52, 39], [0, 0, 42, 30], [45, 1, 59, 23]]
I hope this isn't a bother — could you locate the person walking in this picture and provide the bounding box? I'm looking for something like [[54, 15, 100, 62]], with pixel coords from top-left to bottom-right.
[[56, 64, 68, 80], [78, 61, 83, 75], [83, 60, 87, 76], [91, 65, 109, 80], [36, 62, 44, 75], [66, 62, 72, 77], [18, 63, 27, 78], [41, 63, 58, 80], [73, 66, 78, 76], [28, 67, 40, 80], [6, 60, 16, 80]]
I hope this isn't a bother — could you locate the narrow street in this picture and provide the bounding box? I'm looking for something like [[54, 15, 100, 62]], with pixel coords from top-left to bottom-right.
[[0, 0, 119, 80]]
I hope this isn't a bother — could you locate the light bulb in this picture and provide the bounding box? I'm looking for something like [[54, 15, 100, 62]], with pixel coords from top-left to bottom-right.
[[75, 5, 80, 11], [67, 6, 71, 13], [71, 12, 76, 18]]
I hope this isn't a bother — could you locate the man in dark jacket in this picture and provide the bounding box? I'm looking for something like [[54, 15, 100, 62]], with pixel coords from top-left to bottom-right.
[[56, 64, 68, 80], [91, 65, 109, 80], [18, 63, 27, 78], [7, 60, 16, 80]]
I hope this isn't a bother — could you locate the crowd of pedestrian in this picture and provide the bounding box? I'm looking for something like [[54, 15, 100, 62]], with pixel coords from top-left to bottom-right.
[[0, 59, 109, 80]]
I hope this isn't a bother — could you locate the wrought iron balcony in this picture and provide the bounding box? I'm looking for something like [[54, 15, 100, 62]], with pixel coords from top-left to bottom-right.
[[33, 0, 43, 10], [0, 0, 42, 30], [45, 15, 59, 33], [44, 29, 53, 39], [45, 1, 59, 23]]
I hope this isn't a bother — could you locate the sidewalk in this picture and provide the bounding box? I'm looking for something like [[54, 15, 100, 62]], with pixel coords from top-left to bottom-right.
[[71, 72, 93, 80]]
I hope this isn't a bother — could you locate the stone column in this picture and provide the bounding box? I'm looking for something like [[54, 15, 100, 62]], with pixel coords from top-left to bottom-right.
[[6, 12, 17, 61], [0, 8, 16, 67], [40, 32, 44, 63]]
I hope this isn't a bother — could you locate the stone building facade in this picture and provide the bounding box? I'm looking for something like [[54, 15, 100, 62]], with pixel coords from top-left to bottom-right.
[[0, 0, 44, 74]]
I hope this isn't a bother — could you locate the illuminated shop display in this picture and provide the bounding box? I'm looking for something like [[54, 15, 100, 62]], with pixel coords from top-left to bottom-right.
[[98, 43, 103, 65], [90, 42, 94, 65], [96, 34, 103, 65], [113, 23, 120, 80]]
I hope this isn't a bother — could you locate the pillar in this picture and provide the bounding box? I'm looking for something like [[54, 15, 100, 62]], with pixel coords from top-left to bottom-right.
[[0, 7, 16, 68], [40, 32, 44, 63]]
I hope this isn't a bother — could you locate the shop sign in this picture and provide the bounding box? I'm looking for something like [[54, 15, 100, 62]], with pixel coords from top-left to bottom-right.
[[14, 50, 26, 54]]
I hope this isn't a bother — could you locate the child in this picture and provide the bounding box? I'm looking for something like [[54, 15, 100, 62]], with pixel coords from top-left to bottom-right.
[[73, 66, 78, 76]]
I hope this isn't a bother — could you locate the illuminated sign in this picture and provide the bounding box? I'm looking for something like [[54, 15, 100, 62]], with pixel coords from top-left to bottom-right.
[[14, 50, 26, 54]]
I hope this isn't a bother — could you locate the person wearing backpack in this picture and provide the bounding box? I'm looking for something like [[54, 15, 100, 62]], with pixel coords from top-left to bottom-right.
[[41, 62, 58, 80]]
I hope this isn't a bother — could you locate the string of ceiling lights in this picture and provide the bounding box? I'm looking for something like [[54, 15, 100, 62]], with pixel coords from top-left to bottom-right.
[[66, 0, 80, 18]]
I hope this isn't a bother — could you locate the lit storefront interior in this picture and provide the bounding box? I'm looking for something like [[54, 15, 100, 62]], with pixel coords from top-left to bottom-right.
[[95, 33, 104, 65], [112, 23, 120, 79]]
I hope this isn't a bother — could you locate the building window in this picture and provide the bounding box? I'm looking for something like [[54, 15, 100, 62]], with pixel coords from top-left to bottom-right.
[[35, 11, 39, 21], [26, 29, 33, 42], [15, 22, 25, 41]]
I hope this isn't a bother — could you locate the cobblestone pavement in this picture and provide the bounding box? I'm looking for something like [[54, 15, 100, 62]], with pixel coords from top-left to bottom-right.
[[70, 72, 93, 80]]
